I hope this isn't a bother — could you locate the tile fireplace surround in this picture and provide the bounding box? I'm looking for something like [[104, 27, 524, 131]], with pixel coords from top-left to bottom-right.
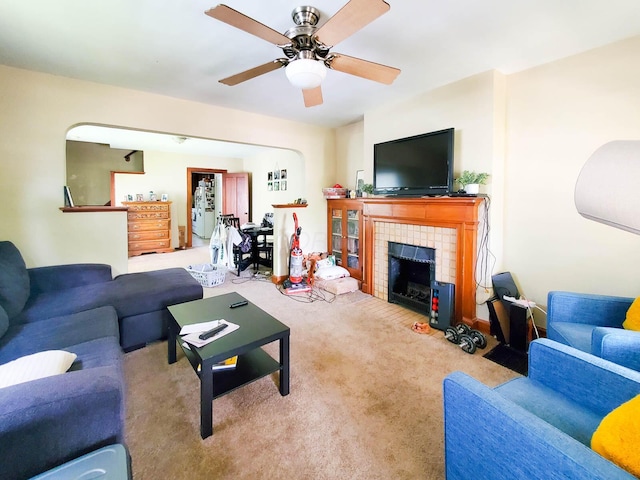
[[360, 197, 485, 326], [374, 222, 457, 300]]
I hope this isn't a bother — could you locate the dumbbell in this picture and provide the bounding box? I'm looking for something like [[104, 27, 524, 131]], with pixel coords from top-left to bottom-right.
[[444, 324, 488, 354], [468, 329, 487, 349], [444, 323, 471, 344]]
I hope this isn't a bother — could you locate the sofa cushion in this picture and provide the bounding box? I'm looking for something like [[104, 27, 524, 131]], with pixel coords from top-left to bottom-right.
[[15, 268, 202, 324], [496, 377, 603, 446], [0, 305, 8, 339], [546, 321, 594, 353], [0, 350, 77, 389], [0, 306, 119, 363], [592, 393, 640, 477], [66, 336, 123, 371], [0, 241, 30, 319]]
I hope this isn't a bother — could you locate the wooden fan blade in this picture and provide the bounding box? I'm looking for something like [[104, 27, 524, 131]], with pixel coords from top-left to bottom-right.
[[302, 86, 323, 107], [205, 5, 290, 46], [315, 0, 390, 47], [328, 53, 400, 85], [220, 60, 285, 86]]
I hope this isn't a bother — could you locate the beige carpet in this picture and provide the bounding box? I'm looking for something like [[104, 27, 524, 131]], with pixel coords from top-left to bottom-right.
[[124, 248, 519, 479]]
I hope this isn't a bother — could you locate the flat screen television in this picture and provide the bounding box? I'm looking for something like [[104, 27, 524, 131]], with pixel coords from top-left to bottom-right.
[[373, 128, 454, 196]]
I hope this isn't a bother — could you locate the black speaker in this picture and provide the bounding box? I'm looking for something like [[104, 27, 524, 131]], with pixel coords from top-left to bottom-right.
[[491, 271, 520, 308], [509, 304, 529, 353], [429, 281, 454, 330]]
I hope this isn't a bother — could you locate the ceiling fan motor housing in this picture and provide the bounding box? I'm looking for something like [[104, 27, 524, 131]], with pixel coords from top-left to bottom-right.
[[283, 6, 328, 61]]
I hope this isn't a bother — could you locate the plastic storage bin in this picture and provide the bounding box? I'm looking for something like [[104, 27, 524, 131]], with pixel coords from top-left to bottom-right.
[[30, 443, 130, 479]]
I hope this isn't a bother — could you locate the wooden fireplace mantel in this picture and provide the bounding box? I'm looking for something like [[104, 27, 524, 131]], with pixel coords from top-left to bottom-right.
[[360, 196, 485, 326]]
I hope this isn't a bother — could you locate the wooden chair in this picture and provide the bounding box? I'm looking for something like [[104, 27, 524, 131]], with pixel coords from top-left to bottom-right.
[[254, 231, 273, 270]]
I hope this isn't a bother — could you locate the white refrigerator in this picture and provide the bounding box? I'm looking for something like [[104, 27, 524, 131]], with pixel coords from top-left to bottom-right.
[[192, 174, 222, 239]]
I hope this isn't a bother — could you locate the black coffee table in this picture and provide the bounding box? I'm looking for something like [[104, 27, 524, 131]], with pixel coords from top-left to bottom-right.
[[167, 292, 290, 439]]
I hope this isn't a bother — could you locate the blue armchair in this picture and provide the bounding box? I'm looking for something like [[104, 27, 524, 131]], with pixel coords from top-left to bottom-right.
[[547, 291, 640, 371], [443, 339, 640, 479]]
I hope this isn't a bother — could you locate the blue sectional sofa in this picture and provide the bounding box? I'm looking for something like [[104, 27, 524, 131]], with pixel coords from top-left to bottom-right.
[[443, 339, 640, 480], [0, 241, 203, 479]]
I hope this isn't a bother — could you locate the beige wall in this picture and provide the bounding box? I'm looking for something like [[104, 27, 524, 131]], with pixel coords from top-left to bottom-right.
[[243, 148, 305, 226], [0, 65, 335, 275], [335, 120, 364, 189], [336, 35, 640, 326], [113, 151, 241, 245], [67, 140, 144, 206], [361, 70, 507, 319], [504, 35, 640, 324], [3, 33, 639, 320]]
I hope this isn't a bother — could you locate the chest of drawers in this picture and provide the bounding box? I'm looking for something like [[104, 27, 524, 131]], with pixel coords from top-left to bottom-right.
[[123, 201, 173, 257]]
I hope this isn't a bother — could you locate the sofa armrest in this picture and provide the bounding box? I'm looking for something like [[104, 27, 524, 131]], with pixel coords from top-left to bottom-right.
[[592, 327, 640, 371], [528, 339, 640, 416], [443, 371, 635, 480], [28, 264, 113, 295], [547, 291, 632, 328], [0, 366, 124, 479]]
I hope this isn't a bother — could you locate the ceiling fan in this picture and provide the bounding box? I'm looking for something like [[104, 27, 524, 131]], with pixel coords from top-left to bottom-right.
[[205, 0, 401, 107]]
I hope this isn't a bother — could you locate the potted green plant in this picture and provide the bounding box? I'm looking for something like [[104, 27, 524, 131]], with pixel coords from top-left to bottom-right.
[[361, 183, 374, 197], [455, 170, 489, 194]]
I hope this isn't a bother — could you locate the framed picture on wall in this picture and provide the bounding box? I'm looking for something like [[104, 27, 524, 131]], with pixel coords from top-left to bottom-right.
[[355, 170, 364, 192], [274, 170, 280, 180], [274, 181, 280, 191], [281, 169, 287, 180], [281, 180, 287, 191], [268, 182, 273, 191], [268, 171, 273, 181]]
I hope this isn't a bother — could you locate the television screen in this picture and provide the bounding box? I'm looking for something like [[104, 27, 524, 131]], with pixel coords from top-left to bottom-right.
[[373, 128, 454, 196]]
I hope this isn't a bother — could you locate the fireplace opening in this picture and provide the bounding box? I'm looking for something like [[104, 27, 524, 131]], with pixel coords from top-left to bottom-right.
[[388, 241, 435, 316]]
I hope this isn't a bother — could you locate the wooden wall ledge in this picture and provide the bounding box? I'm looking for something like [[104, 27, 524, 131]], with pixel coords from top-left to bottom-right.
[[60, 206, 128, 213]]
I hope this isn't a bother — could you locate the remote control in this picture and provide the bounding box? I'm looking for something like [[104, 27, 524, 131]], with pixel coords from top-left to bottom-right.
[[199, 323, 228, 340], [229, 300, 248, 308]]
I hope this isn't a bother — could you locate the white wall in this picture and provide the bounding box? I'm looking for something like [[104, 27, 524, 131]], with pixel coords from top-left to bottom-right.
[[504, 35, 640, 323], [0, 65, 335, 275]]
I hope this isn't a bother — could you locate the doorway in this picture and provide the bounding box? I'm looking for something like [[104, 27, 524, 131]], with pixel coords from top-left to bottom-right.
[[187, 168, 226, 248]]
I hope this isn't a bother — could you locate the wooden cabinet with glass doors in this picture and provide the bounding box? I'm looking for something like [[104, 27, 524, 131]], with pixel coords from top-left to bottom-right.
[[326, 199, 363, 280]]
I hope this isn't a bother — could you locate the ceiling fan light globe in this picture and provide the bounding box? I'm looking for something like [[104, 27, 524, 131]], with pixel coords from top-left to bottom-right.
[[285, 58, 327, 90]]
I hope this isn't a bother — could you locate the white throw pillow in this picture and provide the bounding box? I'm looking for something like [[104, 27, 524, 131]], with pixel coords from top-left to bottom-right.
[[0, 350, 77, 389], [314, 265, 350, 281]]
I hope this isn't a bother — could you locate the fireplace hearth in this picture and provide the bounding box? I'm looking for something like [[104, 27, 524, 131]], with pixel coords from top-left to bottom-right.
[[388, 241, 435, 315]]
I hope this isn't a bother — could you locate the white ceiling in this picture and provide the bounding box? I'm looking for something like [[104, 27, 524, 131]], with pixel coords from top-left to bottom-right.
[[2, 0, 640, 130]]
